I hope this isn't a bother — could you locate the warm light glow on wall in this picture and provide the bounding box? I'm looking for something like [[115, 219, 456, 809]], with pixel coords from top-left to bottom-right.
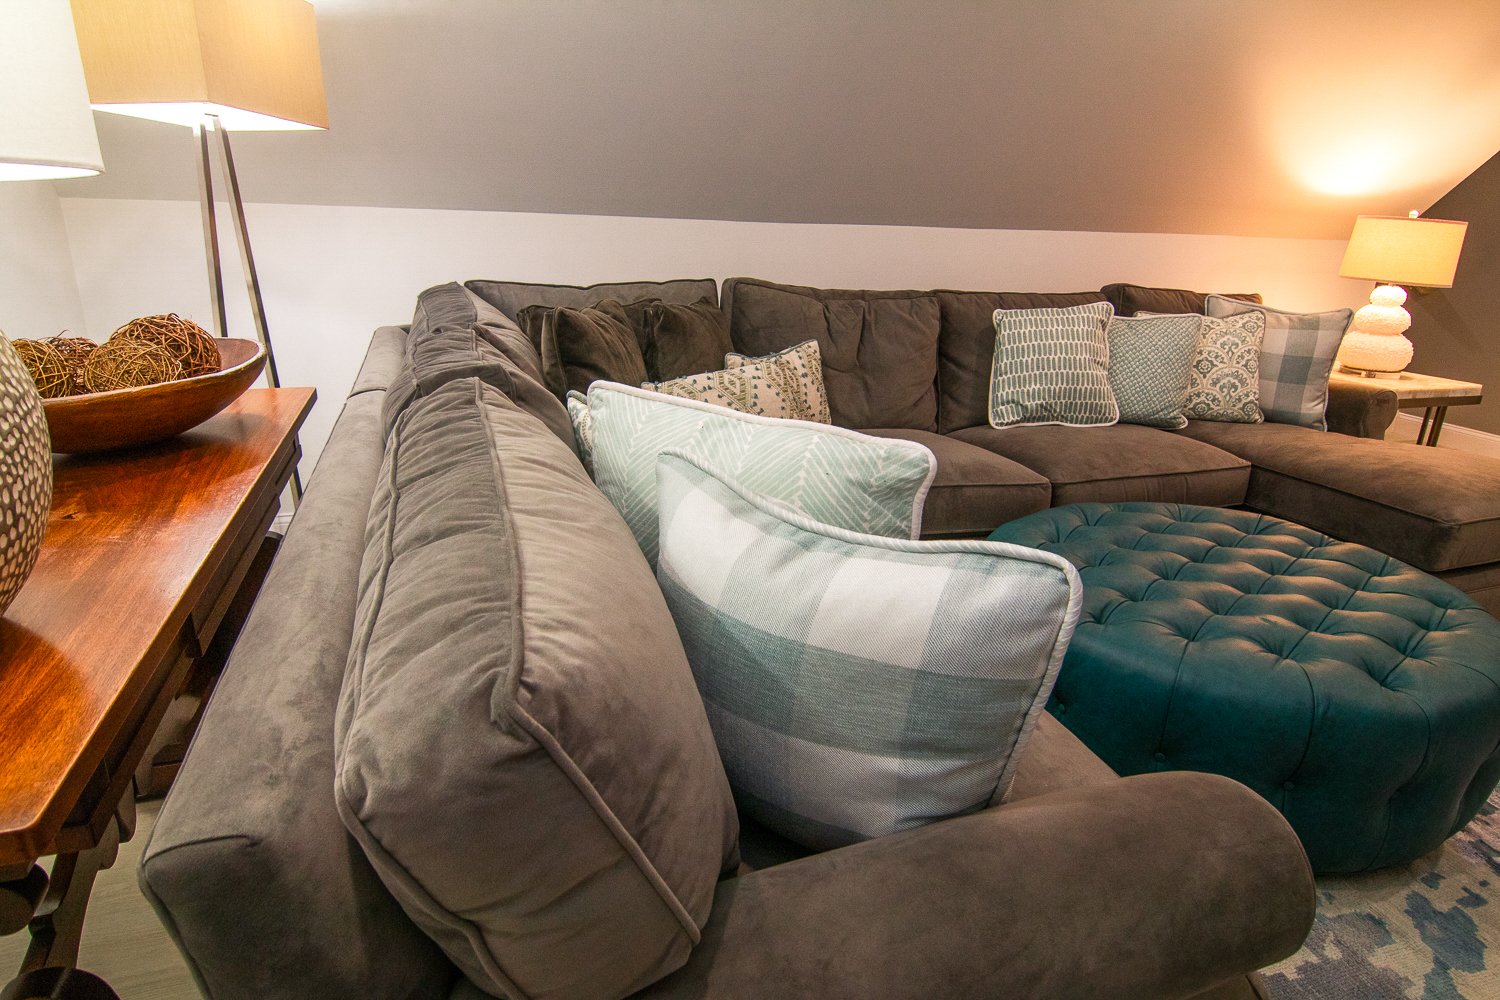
[[1263, 42, 1500, 201]]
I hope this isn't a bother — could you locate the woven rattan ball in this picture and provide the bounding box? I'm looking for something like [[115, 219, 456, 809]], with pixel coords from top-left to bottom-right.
[[110, 314, 221, 378], [83, 338, 182, 393], [47, 336, 98, 395], [11, 339, 74, 398]]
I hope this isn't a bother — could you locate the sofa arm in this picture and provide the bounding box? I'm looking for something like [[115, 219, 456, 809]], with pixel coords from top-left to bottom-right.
[[636, 772, 1313, 1000], [1327, 379, 1398, 438]]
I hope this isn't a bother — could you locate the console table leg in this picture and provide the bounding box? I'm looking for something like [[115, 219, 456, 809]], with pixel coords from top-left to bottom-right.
[[3, 821, 120, 999]]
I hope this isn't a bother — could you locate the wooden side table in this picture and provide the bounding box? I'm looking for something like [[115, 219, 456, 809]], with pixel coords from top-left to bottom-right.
[[0, 387, 313, 1000], [1329, 369, 1483, 446]]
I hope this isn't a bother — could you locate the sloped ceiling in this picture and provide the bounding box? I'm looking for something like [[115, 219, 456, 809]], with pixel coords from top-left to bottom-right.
[[56, 0, 1500, 239]]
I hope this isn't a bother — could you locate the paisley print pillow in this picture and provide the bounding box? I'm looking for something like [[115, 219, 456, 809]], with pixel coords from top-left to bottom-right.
[[1144, 311, 1264, 423]]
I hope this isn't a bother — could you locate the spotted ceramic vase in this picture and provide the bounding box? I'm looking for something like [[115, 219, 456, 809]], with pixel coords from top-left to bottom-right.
[[0, 332, 52, 617]]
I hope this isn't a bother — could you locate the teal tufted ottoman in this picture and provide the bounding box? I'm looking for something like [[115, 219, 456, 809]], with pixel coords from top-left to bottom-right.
[[989, 502, 1500, 873]]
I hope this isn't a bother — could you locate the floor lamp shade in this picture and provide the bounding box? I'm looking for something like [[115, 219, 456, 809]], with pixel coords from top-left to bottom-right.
[[0, 1, 104, 180], [69, 0, 328, 131]]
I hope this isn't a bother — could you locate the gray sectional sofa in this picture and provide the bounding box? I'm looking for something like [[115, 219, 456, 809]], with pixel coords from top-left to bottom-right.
[[140, 274, 1500, 999]]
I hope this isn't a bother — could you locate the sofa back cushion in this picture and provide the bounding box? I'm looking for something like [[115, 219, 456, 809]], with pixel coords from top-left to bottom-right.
[[1100, 283, 1263, 317], [935, 290, 1107, 433], [386, 282, 577, 452], [335, 378, 739, 1000], [465, 277, 719, 322], [722, 278, 941, 431]]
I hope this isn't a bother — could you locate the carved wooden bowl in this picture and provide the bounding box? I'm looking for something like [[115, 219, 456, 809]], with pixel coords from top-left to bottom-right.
[[42, 338, 266, 454]]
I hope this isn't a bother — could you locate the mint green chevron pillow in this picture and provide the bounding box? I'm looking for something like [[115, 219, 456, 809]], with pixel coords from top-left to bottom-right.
[[586, 382, 936, 565]]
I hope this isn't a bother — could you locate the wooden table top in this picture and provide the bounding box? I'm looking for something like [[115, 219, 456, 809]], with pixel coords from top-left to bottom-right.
[[0, 388, 313, 865], [1330, 368, 1483, 403]]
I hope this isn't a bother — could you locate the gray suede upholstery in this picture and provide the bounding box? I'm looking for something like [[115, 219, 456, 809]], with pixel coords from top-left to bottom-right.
[[1325, 379, 1399, 439], [859, 428, 1051, 536], [1178, 420, 1500, 573], [336, 379, 737, 1000], [633, 773, 1312, 1000], [952, 423, 1251, 507], [139, 333, 457, 1000], [724, 278, 942, 431], [465, 277, 719, 323], [1100, 283, 1263, 317]]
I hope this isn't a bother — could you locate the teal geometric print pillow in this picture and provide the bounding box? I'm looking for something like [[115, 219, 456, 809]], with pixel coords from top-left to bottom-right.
[[989, 301, 1119, 428], [655, 451, 1081, 851], [1106, 314, 1202, 429], [587, 382, 936, 566]]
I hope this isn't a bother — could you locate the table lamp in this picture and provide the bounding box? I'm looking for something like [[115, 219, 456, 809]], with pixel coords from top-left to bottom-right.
[[1336, 212, 1468, 376], [69, 0, 328, 502], [0, 1, 103, 180]]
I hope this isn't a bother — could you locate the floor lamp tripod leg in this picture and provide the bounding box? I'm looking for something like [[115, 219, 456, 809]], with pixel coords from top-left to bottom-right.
[[193, 120, 227, 340], [207, 115, 303, 506]]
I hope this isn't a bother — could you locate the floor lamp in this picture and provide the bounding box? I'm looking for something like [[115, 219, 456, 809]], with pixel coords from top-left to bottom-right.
[[69, 0, 328, 503]]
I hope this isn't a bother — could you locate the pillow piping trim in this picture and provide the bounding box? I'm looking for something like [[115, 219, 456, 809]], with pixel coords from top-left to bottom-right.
[[589, 381, 937, 541]]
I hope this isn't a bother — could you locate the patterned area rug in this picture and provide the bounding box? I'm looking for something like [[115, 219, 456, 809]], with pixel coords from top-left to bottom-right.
[[1265, 788, 1500, 999]]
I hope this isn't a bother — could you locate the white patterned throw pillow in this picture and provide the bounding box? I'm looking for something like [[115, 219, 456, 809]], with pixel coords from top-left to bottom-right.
[[643, 339, 831, 423], [1206, 295, 1351, 431], [655, 451, 1081, 851], [989, 302, 1119, 428], [586, 382, 936, 565]]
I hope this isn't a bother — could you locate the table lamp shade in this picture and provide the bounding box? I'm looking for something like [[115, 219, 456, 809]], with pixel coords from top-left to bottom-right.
[[0, 1, 103, 180], [70, 0, 327, 131], [1339, 215, 1468, 288]]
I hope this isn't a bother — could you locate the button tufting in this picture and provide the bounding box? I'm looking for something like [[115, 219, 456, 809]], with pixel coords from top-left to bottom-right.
[[1283, 781, 1295, 791], [1154, 751, 1166, 763]]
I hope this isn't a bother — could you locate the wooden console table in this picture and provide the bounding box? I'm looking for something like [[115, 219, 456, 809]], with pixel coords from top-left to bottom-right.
[[1330, 369, 1483, 446], [0, 387, 313, 1000]]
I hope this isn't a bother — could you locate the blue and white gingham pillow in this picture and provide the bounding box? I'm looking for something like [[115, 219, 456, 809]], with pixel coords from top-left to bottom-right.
[[1206, 295, 1352, 431], [655, 451, 1082, 851]]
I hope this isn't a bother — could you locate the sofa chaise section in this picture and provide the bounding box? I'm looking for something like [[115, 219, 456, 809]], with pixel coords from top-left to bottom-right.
[[1178, 420, 1500, 612]]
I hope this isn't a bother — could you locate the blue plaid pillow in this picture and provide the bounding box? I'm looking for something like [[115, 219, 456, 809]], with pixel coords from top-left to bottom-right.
[[1206, 295, 1351, 430], [655, 451, 1081, 851]]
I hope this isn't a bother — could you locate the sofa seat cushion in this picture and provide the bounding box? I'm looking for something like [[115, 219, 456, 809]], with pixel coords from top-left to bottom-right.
[[861, 429, 1051, 537], [465, 277, 719, 323], [335, 378, 739, 1000], [951, 424, 1249, 508], [723, 278, 941, 431], [1176, 420, 1500, 573], [934, 290, 1108, 434]]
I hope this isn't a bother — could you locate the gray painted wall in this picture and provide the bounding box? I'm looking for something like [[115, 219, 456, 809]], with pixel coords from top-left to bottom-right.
[[59, 0, 1500, 239], [1407, 150, 1500, 435]]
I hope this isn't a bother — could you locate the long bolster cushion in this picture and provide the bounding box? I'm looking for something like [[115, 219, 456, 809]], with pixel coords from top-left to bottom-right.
[[633, 771, 1314, 1000], [335, 377, 739, 1000]]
